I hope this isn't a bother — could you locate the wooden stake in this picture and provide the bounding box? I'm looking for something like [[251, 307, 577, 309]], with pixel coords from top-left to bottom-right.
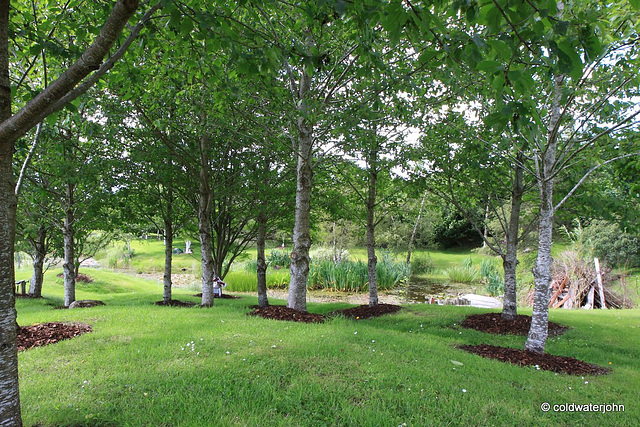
[[594, 257, 607, 309]]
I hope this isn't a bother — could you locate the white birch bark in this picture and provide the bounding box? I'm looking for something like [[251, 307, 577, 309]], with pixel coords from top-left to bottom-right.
[[63, 182, 76, 307], [524, 75, 564, 354], [287, 54, 314, 312], [28, 226, 47, 298]]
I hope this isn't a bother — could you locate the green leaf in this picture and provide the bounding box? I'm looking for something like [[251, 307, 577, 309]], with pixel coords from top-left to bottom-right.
[[487, 40, 511, 60], [180, 18, 193, 35], [630, 0, 640, 10], [476, 60, 501, 72], [491, 74, 505, 90]]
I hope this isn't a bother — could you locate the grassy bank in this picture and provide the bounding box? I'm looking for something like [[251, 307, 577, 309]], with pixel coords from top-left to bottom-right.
[[15, 268, 640, 426]]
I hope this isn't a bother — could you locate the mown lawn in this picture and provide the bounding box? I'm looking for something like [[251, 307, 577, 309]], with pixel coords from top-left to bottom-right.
[[16, 268, 639, 426]]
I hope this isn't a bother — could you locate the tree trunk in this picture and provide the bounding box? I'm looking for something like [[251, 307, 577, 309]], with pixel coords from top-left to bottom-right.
[[0, 2, 21, 416], [28, 226, 47, 298], [0, 127, 22, 427], [287, 65, 313, 313], [256, 212, 269, 308], [198, 134, 215, 307], [501, 151, 525, 321], [288, 122, 313, 312], [366, 145, 379, 307], [482, 197, 490, 248], [63, 182, 76, 307], [163, 193, 173, 303], [406, 191, 426, 264], [525, 75, 563, 354]]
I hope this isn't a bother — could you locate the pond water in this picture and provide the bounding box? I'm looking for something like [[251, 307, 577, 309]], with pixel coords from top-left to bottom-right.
[[392, 277, 453, 303]]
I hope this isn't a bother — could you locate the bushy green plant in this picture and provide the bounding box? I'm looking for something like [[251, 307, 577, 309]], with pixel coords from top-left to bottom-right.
[[308, 257, 409, 292], [480, 259, 504, 296], [409, 254, 434, 275], [244, 260, 258, 273], [566, 219, 640, 268], [267, 249, 290, 269], [310, 246, 350, 263], [443, 258, 479, 284]]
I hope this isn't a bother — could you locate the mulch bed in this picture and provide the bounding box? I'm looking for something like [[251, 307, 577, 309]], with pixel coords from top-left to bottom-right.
[[17, 322, 92, 352], [248, 305, 326, 323], [461, 313, 568, 336], [193, 293, 241, 299], [155, 300, 197, 307], [458, 343, 610, 376], [332, 303, 402, 320]]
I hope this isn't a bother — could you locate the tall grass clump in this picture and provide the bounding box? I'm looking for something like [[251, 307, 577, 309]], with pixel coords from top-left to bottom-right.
[[309, 253, 409, 292], [480, 259, 505, 296], [443, 257, 480, 284]]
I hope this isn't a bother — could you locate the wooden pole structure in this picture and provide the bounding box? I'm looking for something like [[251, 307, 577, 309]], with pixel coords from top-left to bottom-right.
[[594, 257, 607, 309]]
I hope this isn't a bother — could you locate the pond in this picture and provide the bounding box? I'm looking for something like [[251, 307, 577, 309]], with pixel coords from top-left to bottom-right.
[[391, 277, 452, 303]]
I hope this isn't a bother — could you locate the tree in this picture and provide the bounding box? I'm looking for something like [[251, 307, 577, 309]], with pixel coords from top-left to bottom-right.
[[456, 0, 640, 353], [0, 1, 152, 423]]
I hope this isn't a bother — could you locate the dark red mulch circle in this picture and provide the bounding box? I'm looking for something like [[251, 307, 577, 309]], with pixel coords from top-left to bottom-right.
[[248, 305, 326, 323], [17, 322, 92, 352], [155, 300, 197, 307], [458, 343, 610, 376], [332, 303, 402, 320], [56, 273, 93, 283], [461, 313, 568, 336], [193, 293, 241, 299]]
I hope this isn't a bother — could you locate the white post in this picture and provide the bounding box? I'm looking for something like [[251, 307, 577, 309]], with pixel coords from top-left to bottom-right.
[[594, 257, 607, 309]]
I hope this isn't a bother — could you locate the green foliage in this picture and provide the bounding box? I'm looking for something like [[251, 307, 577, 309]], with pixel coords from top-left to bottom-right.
[[267, 249, 291, 269], [432, 210, 483, 249], [443, 258, 480, 284], [409, 254, 434, 275], [309, 255, 410, 292], [310, 246, 350, 263], [565, 219, 640, 268], [480, 259, 505, 297]]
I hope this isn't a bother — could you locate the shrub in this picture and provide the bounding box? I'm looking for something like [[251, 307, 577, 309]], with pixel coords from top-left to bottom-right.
[[267, 249, 290, 269], [409, 254, 434, 275], [310, 246, 350, 263], [567, 219, 640, 268]]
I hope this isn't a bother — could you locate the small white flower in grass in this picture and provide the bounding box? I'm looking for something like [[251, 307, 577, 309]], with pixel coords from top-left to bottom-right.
[[271, 345, 277, 349], [371, 340, 375, 343], [354, 331, 358, 335], [568, 387, 572, 390], [584, 381, 589, 385], [462, 389, 467, 393], [225, 351, 230, 355]]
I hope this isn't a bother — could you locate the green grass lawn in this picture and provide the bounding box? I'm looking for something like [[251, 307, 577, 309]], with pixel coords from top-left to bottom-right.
[[16, 268, 640, 426]]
